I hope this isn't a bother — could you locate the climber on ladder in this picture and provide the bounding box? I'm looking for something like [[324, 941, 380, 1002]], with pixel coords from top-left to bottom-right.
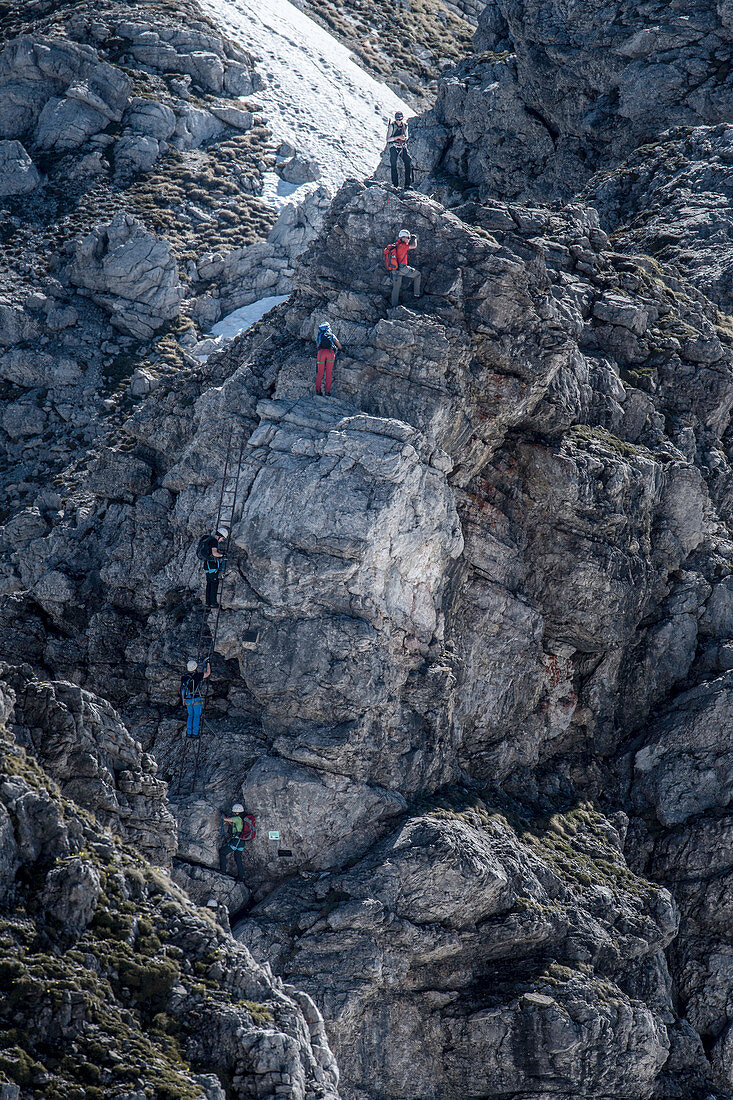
[[180, 657, 210, 737], [197, 527, 228, 608], [219, 802, 256, 881], [176, 432, 247, 798]]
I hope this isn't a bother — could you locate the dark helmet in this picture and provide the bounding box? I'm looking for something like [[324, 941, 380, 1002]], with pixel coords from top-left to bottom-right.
[[395, 111, 404, 120]]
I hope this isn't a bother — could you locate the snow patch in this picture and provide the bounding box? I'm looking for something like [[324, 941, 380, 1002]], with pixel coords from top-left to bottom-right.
[[199, 0, 412, 194], [195, 295, 290, 362], [260, 171, 317, 213]]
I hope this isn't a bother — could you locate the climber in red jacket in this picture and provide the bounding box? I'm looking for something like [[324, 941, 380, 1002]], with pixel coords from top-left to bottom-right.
[[385, 229, 421, 307]]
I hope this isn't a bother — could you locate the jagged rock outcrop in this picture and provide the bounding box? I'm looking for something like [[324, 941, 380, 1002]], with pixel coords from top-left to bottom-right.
[[236, 799, 680, 1100], [1, 661, 176, 864], [6, 173, 733, 1095], [0, 0, 275, 521], [584, 123, 733, 309], [8, 0, 733, 1095], [0, 140, 41, 196], [66, 211, 183, 339], [0, 720, 340, 1099], [420, 0, 733, 203]]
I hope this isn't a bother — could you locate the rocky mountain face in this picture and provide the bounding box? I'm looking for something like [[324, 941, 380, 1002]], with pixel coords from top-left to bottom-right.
[[414, 0, 733, 203], [0, 0, 331, 524], [6, 0, 733, 1099], [0, 702, 339, 1100], [294, 0, 475, 106]]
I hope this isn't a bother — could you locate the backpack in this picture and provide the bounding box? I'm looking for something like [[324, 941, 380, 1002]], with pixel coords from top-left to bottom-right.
[[229, 813, 256, 850], [317, 330, 336, 350], [181, 675, 201, 702], [384, 243, 399, 271], [196, 534, 212, 561]]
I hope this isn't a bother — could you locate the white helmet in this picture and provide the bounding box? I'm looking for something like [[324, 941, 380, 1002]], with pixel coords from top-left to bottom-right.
[[398, 229, 411, 239], [186, 659, 198, 672], [206, 897, 218, 908], [232, 803, 244, 813], [217, 527, 229, 539]]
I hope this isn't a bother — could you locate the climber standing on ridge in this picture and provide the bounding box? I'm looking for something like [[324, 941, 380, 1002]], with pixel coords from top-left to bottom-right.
[[385, 229, 421, 307], [219, 802, 255, 881], [199, 527, 228, 608], [315, 322, 342, 397], [180, 657, 210, 737], [386, 110, 413, 191]]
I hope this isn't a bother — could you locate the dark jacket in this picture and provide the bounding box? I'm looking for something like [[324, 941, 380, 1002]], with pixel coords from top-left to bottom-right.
[[181, 671, 205, 701]]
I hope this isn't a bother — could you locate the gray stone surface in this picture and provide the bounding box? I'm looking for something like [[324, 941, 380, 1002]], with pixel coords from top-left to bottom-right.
[[2, 661, 176, 865], [7, 172, 733, 1094], [276, 152, 321, 184], [427, 0, 733, 202], [66, 212, 183, 338], [8, 1, 733, 1097], [0, 138, 40, 196], [0, 718, 341, 1099], [586, 123, 733, 309]]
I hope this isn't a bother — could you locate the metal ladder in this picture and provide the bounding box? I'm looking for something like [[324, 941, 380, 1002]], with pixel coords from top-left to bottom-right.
[[175, 428, 248, 796]]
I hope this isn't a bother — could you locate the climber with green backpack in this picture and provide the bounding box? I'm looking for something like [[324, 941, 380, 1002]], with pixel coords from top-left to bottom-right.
[[384, 229, 421, 307], [219, 803, 256, 880]]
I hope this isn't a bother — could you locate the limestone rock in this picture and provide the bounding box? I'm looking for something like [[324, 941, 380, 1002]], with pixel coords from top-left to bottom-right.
[[0, 725, 341, 1100], [0, 34, 130, 144], [86, 446, 154, 501], [123, 96, 177, 140], [3, 662, 176, 865], [173, 103, 225, 149], [209, 103, 254, 131], [34, 94, 108, 151], [0, 138, 40, 195], [114, 132, 161, 177], [276, 151, 321, 184], [634, 675, 733, 827], [238, 802, 677, 1100], [431, 0, 733, 201], [66, 212, 183, 338], [41, 856, 101, 931], [586, 123, 733, 309]]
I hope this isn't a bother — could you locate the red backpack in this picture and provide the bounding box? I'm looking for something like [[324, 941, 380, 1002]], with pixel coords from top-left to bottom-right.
[[384, 242, 399, 271]]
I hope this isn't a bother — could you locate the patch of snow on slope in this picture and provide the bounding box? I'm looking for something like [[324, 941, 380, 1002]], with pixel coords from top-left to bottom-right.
[[200, 0, 412, 193], [260, 171, 316, 213], [195, 295, 290, 361]]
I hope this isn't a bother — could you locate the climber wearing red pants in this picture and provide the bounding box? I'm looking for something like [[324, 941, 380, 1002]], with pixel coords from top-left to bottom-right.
[[315, 322, 342, 396]]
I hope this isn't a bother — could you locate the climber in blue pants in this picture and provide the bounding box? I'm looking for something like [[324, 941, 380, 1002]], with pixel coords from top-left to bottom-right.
[[180, 658, 210, 737]]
